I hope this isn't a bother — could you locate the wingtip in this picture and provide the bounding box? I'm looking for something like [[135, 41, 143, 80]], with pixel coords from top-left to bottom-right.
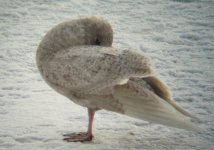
[[175, 116, 203, 133]]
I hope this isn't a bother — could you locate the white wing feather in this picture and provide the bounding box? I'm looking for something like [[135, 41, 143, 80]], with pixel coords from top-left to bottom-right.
[[112, 78, 200, 131]]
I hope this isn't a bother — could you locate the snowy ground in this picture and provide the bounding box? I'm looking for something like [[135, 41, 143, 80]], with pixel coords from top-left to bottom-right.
[[0, 0, 214, 149]]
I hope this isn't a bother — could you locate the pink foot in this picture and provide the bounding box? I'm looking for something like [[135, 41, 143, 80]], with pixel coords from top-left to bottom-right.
[[63, 132, 93, 142], [63, 109, 95, 142]]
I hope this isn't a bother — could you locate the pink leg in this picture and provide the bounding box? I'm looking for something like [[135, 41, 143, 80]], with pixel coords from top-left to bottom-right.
[[87, 108, 95, 137], [63, 108, 95, 142]]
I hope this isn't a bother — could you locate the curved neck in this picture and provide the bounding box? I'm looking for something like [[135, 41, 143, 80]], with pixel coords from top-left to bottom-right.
[[36, 17, 113, 65]]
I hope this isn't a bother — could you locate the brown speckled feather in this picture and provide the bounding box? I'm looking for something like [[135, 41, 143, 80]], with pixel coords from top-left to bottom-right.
[[36, 16, 200, 132]]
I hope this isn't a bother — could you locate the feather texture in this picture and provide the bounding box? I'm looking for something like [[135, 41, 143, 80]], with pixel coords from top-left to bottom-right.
[[41, 46, 152, 96], [112, 78, 200, 131], [36, 16, 200, 133]]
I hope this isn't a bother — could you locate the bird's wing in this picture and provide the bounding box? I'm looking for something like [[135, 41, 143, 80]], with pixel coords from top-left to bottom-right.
[[109, 77, 200, 131], [42, 46, 153, 94], [142, 76, 197, 119]]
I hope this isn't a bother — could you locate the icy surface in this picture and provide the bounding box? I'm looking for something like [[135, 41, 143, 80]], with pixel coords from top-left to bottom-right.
[[0, 0, 214, 150]]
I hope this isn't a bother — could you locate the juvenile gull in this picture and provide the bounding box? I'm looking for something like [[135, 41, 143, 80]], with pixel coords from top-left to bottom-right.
[[36, 16, 199, 142]]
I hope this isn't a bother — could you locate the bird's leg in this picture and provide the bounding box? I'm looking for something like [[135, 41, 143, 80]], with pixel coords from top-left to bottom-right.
[[63, 108, 95, 142], [87, 108, 95, 138]]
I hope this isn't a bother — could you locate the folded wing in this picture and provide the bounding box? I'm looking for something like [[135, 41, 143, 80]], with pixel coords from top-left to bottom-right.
[[112, 77, 200, 131]]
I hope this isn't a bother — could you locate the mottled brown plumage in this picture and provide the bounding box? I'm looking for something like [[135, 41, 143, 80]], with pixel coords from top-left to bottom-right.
[[36, 16, 199, 142]]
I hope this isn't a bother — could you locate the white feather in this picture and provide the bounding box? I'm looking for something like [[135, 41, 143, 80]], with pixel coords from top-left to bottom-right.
[[113, 79, 200, 132]]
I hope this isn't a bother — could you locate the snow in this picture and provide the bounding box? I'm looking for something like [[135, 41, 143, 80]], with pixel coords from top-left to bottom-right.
[[0, 0, 213, 149]]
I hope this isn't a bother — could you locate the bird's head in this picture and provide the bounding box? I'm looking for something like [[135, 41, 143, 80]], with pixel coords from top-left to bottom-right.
[[79, 16, 113, 47]]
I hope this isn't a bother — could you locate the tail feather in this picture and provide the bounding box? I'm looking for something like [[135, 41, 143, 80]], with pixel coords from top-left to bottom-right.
[[113, 80, 201, 132], [168, 100, 198, 119], [122, 97, 200, 132]]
